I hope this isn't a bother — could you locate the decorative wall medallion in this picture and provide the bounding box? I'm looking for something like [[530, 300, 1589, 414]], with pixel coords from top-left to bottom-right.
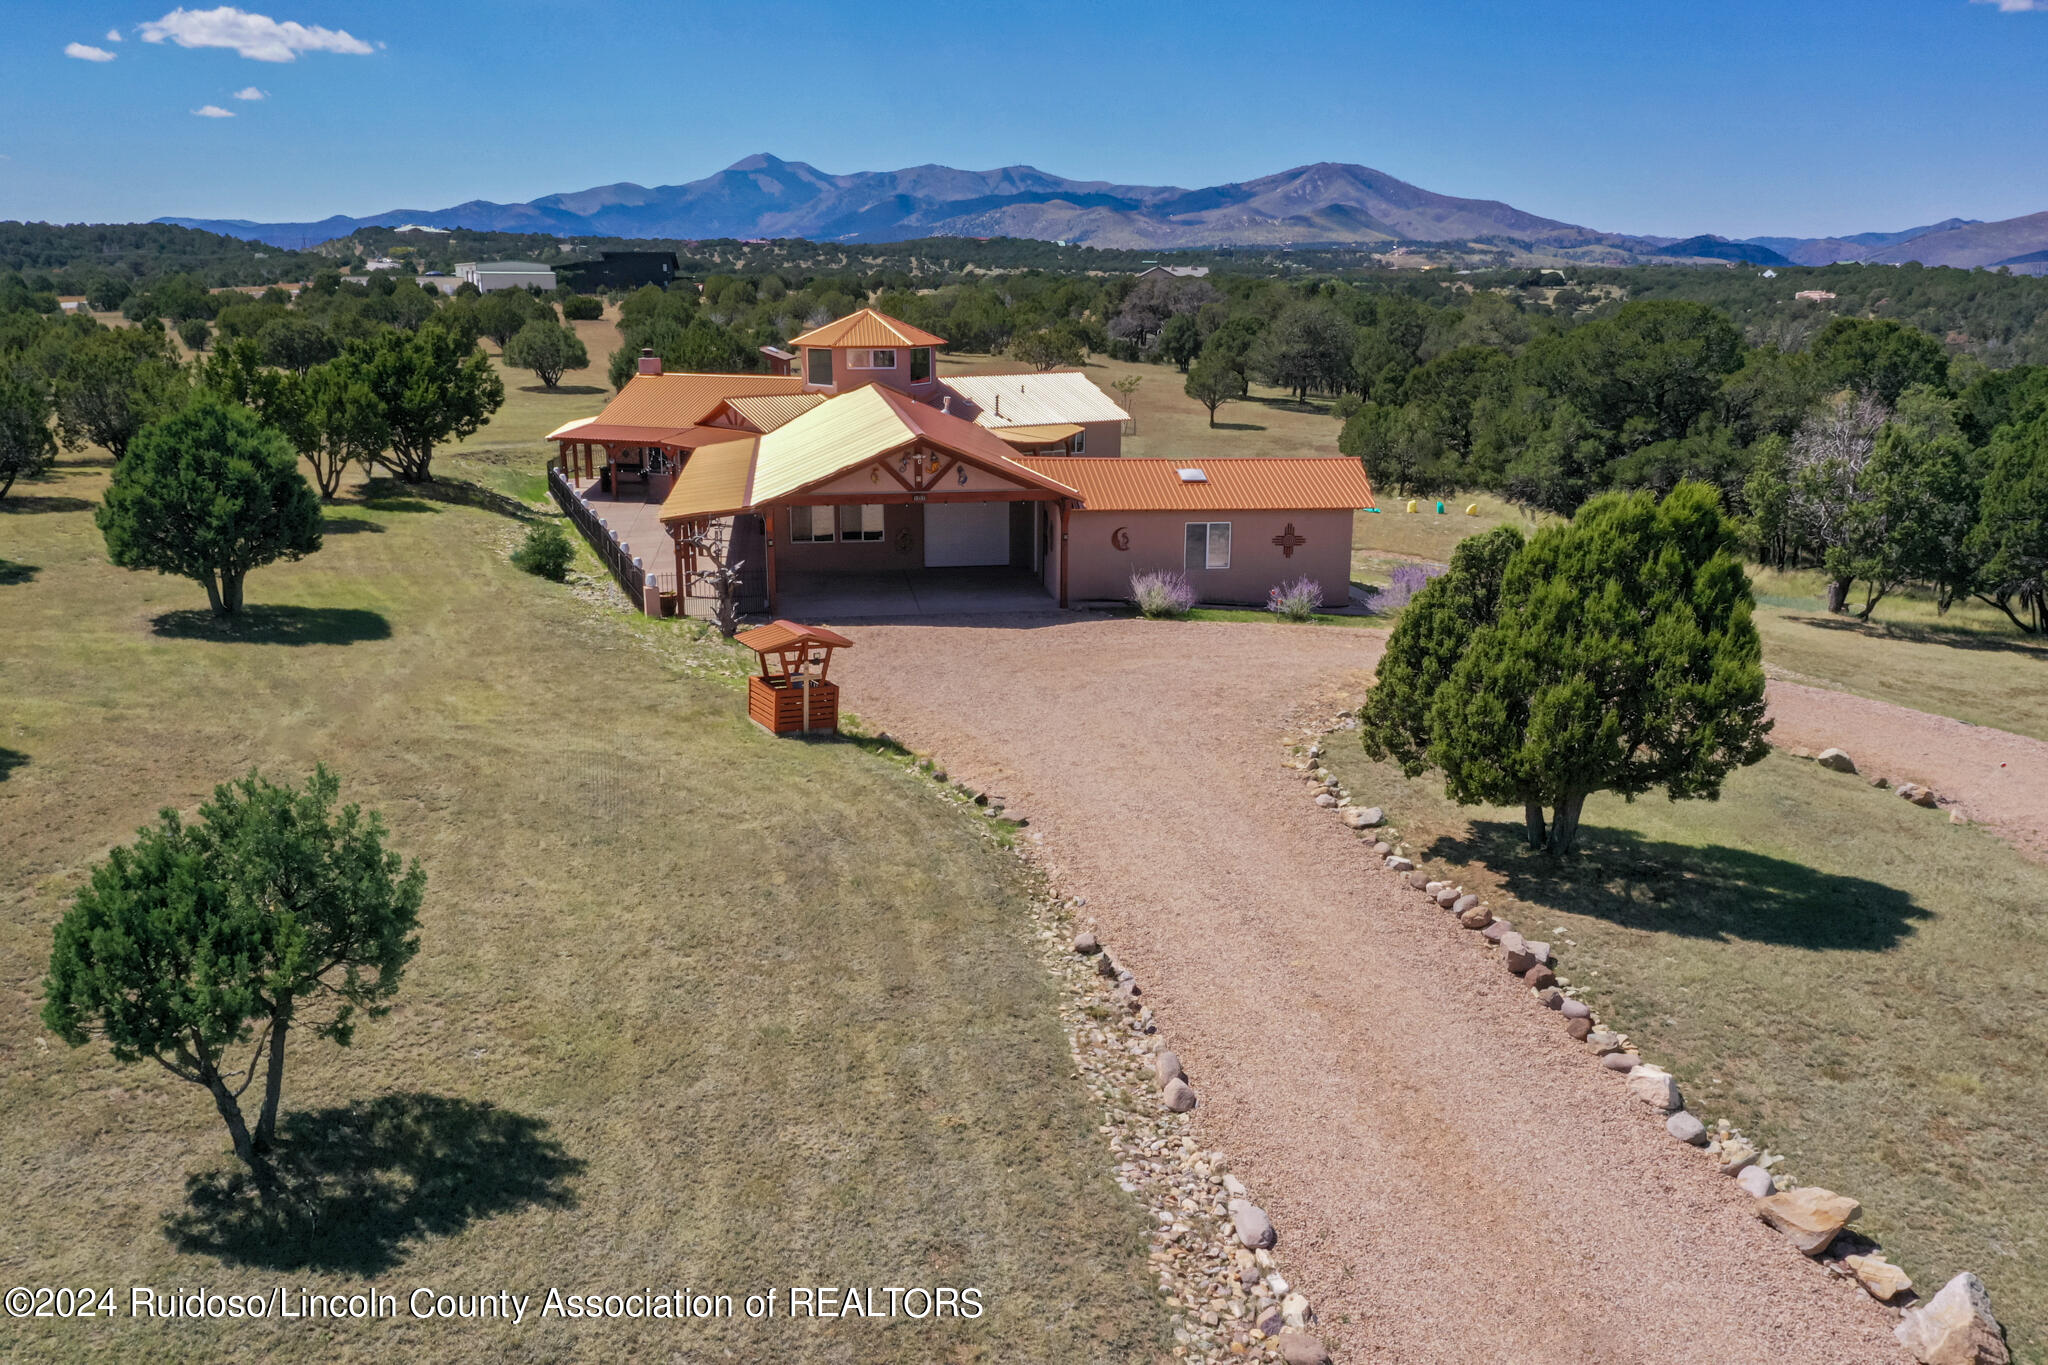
[[870, 466, 880, 484], [895, 528, 913, 553], [956, 466, 968, 485], [1110, 526, 1131, 551], [1272, 523, 1307, 558]]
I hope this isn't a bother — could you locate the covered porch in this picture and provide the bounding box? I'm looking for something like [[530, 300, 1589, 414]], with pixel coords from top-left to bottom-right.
[[774, 565, 1054, 620]]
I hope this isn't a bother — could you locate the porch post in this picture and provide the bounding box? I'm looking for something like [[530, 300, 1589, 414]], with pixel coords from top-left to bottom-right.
[[671, 524, 685, 612], [764, 506, 780, 614], [1058, 498, 1071, 609]]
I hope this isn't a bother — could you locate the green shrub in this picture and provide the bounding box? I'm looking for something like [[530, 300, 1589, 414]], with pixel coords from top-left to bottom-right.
[[512, 522, 574, 581], [561, 295, 603, 321]]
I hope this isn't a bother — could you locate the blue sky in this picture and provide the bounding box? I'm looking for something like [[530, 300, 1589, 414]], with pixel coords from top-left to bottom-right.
[[2, 0, 2044, 239]]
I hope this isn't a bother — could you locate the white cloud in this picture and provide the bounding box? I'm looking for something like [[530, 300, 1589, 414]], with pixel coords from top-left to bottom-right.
[[106, 28, 124, 41], [65, 42, 118, 62], [1972, 0, 2043, 10], [191, 104, 236, 118], [232, 85, 268, 100], [139, 7, 374, 62]]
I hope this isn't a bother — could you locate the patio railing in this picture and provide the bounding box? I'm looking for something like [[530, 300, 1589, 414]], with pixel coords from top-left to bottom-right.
[[550, 465, 674, 617]]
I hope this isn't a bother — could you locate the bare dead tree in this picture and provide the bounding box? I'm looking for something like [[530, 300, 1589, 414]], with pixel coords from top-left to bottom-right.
[[678, 520, 746, 637], [1786, 392, 1889, 613]]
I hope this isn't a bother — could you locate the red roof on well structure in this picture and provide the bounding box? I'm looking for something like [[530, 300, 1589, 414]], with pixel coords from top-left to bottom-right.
[[1014, 457, 1377, 513]]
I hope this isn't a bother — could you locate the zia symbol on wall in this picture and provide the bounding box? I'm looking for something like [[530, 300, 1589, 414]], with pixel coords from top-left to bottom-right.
[[1271, 524, 1307, 558]]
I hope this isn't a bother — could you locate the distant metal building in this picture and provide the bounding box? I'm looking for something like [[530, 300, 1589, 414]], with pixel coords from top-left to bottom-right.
[[454, 261, 558, 292], [556, 251, 680, 293]]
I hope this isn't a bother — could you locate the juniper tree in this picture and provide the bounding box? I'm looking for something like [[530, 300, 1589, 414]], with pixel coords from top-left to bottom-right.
[[1426, 482, 1771, 854], [95, 394, 322, 615], [42, 768, 424, 1169]]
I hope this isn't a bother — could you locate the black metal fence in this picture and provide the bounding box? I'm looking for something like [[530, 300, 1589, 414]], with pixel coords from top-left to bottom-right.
[[551, 466, 670, 615]]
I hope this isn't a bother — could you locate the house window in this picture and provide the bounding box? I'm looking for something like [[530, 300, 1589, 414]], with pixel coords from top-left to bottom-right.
[[1068, 429, 1086, 455], [910, 347, 931, 382], [1185, 521, 1231, 571], [847, 349, 895, 370], [837, 504, 885, 542], [787, 505, 834, 542], [806, 348, 832, 385]]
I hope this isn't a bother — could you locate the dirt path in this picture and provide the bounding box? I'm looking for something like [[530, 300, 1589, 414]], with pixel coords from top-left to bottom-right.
[[1766, 677, 2048, 864], [836, 615, 1907, 1365]]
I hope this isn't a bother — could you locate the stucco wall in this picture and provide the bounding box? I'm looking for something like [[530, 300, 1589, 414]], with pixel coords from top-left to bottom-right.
[[773, 503, 923, 572], [1065, 508, 1354, 607]]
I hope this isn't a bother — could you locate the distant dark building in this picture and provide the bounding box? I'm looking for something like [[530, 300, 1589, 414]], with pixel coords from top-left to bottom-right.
[[557, 250, 680, 293]]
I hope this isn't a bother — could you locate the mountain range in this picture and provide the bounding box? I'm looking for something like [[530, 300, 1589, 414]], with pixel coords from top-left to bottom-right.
[[155, 154, 2048, 272]]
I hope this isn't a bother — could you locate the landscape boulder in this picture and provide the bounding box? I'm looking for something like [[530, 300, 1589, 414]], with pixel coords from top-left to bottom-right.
[[1538, 987, 1563, 1009], [1155, 1050, 1184, 1087], [1481, 920, 1515, 944], [1898, 783, 1941, 809], [1626, 1064, 1683, 1111], [1602, 1051, 1641, 1073], [1586, 1029, 1623, 1054], [1229, 1199, 1277, 1249], [1281, 1292, 1314, 1328], [1817, 747, 1858, 774], [1894, 1272, 2009, 1365], [1072, 931, 1100, 955], [1435, 888, 1460, 909], [1276, 1334, 1332, 1365], [1523, 964, 1558, 990], [1315, 792, 1339, 808], [1343, 806, 1385, 829], [1406, 871, 1431, 890], [1162, 1078, 1198, 1113], [1736, 1164, 1777, 1198], [1666, 1111, 1707, 1144], [1716, 1137, 1760, 1175], [1386, 856, 1416, 872], [1459, 904, 1495, 930], [1451, 893, 1480, 916], [1560, 998, 1592, 1020], [1566, 1017, 1593, 1041], [1756, 1187, 1860, 1256], [1846, 1253, 1914, 1303]]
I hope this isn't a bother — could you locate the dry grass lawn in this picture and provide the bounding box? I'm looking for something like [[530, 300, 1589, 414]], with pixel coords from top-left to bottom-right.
[[1316, 743, 2048, 1364], [0, 440, 1164, 1362]]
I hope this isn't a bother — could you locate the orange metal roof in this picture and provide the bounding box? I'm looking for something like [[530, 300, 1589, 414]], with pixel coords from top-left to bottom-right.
[[1014, 457, 1377, 513], [584, 373, 807, 431], [722, 392, 830, 432], [787, 308, 947, 349], [558, 422, 737, 447], [735, 620, 855, 653]]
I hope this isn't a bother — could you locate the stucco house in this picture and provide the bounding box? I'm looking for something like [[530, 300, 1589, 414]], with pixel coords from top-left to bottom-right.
[[549, 306, 1375, 617]]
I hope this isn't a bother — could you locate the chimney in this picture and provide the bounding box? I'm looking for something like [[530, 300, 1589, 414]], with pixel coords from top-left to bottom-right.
[[638, 348, 662, 376], [993, 393, 1002, 419], [940, 395, 952, 415]]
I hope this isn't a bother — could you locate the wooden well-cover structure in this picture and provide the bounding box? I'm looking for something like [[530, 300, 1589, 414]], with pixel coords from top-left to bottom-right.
[[734, 620, 854, 735]]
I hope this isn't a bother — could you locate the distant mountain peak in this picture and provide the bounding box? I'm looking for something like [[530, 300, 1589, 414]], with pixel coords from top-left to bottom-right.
[[149, 155, 2034, 269]]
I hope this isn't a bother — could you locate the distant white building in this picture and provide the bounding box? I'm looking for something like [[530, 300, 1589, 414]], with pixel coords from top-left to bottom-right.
[[363, 256, 405, 272], [394, 223, 450, 234], [453, 261, 558, 292], [1134, 264, 1210, 281], [1795, 289, 1837, 302], [1760, 269, 1778, 278]]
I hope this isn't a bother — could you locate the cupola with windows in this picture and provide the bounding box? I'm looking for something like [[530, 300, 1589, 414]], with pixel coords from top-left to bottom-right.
[[786, 308, 945, 396]]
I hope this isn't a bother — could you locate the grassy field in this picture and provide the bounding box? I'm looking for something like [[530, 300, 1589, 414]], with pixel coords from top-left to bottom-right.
[[1317, 742, 2048, 1363], [1748, 569, 2048, 742], [0, 430, 1165, 1360]]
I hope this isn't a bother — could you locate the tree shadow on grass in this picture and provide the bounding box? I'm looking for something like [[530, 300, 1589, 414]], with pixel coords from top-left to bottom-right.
[[0, 748, 26, 783], [0, 558, 38, 584], [361, 476, 534, 522], [1790, 612, 2048, 659], [518, 383, 607, 396], [163, 1093, 583, 1275], [0, 494, 94, 514], [1209, 421, 1269, 432], [1420, 820, 1931, 951], [152, 605, 391, 645], [319, 515, 384, 535]]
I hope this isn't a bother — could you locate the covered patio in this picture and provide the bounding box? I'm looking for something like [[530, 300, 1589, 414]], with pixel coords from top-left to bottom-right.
[[774, 566, 1053, 620]]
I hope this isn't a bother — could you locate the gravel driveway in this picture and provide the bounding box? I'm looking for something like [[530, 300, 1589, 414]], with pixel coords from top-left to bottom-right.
[[835, 614, 1908, 1364]]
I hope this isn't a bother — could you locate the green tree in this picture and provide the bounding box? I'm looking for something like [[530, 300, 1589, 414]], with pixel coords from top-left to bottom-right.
[[1835, 388, 1979, 619], [95, 395, 322, 615], [1966, 412, 2048, 634], [42, 767, 424, 1169], [1810, 316, 1949, 406], [1359, 524, 1526, 778], [346, 326, 503, 483], [1254, 300, 1354, 402], [511, 522, 574, 581], [178, 317, 212, 354], [1007, 325, 1085, 372], [1426, 483, 1772, 854], [1156, 313, 1203, 372], [0, 369, 57, 498], [258, 314, 337, 374], [46, 323, 188, 460], [504, 320, 591, 390], [1339, 401, 1446, 497], [1184, 357, 1237, 427]]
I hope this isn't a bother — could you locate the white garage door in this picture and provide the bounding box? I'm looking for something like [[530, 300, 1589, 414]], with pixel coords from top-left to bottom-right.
[[923, 502, 1011, 567]]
